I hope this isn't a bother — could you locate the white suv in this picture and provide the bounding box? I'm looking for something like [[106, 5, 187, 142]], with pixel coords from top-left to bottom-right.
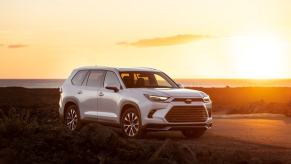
[[59, 66, 212, 138]]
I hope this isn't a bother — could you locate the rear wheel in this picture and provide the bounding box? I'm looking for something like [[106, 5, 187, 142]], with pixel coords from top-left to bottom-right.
[[182, 128, 206, 138], [121, 108, 143, 138], [64, 104, 81, 131]]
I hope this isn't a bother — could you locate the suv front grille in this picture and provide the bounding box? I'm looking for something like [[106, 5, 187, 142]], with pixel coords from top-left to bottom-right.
[[165, 106, 208, 123]]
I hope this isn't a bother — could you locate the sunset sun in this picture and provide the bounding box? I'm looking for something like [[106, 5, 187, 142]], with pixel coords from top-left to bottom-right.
[[230, 34, 288, 79]]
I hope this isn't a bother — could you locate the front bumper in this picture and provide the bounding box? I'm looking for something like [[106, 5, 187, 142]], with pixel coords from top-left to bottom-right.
[[140, 98, 213, 130]]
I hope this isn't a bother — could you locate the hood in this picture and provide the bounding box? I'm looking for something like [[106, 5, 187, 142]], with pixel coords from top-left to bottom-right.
[[139, 88, 204, 98]]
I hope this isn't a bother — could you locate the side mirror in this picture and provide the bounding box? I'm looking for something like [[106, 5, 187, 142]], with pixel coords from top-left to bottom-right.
[[105, 84, 120, 92], [177, 83, 184, 88]]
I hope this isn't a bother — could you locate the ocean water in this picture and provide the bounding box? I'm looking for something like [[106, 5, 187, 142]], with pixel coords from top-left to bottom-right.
[[175, 79, 291, 88], [0, 79, 65, 88], [0, 79, 291, 88]]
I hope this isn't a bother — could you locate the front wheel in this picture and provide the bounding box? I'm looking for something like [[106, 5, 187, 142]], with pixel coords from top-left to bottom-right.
[[182, 128, 206, 138], [121, 108, 144, 138]]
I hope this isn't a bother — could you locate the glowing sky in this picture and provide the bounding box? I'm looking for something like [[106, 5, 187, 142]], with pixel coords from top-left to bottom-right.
[[0, 0, 291, 79]]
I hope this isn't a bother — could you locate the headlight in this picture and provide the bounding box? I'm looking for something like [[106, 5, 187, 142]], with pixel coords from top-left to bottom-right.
[[200, 92, 211, 103], [203, 96, 211, 103], [144, 94, 170, 102]]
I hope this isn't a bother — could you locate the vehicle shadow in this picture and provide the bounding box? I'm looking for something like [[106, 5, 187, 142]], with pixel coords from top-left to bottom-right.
[[111, 127, 186, 140], [144, 131, 185, 140]]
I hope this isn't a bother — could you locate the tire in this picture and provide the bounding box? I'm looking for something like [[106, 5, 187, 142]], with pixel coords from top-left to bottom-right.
[[182, 128, 206, 138], [64, 104, 81, 131], [121, 107, 144, 138]]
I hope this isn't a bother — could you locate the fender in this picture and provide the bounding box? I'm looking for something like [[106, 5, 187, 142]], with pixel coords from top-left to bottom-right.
[[63, 96, 79, 108], [120, 100, 142, 124], [61, 96, 81, 117]]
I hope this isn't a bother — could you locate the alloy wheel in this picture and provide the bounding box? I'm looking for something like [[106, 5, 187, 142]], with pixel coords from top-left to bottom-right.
[[122, 112, 140, 137], [65, 108, 78, 131]]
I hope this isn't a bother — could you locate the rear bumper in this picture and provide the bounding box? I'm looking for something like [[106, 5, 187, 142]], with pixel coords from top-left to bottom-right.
[[144, 120, 213, 131]]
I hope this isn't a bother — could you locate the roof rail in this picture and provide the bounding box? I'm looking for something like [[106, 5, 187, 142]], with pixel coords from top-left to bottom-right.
[[135, 67, 158, 70]]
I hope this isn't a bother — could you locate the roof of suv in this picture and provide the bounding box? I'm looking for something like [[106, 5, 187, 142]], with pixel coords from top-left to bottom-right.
[[75, 66, 161, 72]]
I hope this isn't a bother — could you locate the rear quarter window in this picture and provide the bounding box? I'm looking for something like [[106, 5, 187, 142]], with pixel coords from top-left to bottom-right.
[[86, 70, 105, 88], [71, 70, 88, 86]]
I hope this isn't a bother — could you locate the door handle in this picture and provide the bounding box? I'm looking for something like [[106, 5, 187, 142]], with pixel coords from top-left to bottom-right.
[[77, 90, 82, 94], [99, 92, 104, 96]]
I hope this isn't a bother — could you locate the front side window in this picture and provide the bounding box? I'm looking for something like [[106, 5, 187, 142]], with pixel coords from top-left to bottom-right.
[[104, 71, 121, 87], [86, 70, 105, 87], [119, 71, 177, 88], [71, 70, 88, 86]]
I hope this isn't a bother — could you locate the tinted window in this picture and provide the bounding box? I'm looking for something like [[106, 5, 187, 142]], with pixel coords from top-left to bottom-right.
[[104, 71, 120, 87], [71, 70, 88, 86], [86, 70, 105, 87]]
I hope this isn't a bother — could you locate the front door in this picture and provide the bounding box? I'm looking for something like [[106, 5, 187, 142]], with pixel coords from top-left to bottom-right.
[[98, 71, 121, 123]]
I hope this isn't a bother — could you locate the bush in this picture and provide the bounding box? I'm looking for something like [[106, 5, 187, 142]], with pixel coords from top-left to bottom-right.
[[0, 107, 286, 164]]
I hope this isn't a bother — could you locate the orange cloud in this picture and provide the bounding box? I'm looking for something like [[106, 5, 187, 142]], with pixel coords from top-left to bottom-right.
[[118, 34, 211, 47], [7, 44, 28, 48]]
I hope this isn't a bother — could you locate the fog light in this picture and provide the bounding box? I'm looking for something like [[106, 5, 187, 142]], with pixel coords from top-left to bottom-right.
[[148, 109, 157, 118]]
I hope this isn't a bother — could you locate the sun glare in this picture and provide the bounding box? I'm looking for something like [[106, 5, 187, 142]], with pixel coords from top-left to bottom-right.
[[229, 34, 288, 79]]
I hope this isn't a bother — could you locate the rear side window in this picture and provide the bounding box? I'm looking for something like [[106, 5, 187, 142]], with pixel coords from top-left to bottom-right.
[[86, 70, 105, 87], [71, 70, 88, 86]]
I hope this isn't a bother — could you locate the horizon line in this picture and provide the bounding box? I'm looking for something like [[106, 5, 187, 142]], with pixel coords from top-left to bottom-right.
[[1, 78, 291, 80]]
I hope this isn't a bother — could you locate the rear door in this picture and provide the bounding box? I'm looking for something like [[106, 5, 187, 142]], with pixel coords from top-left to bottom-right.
[[70, 70, 89, 119], [81, 70, 105, 120]]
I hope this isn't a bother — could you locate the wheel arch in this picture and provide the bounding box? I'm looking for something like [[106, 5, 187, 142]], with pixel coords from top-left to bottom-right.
[[120, 101, 142, 124], [63, 98, 80, 119]]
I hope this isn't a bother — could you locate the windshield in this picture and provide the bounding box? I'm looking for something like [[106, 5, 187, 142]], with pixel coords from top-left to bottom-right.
[[119, 71, 178, 88]]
